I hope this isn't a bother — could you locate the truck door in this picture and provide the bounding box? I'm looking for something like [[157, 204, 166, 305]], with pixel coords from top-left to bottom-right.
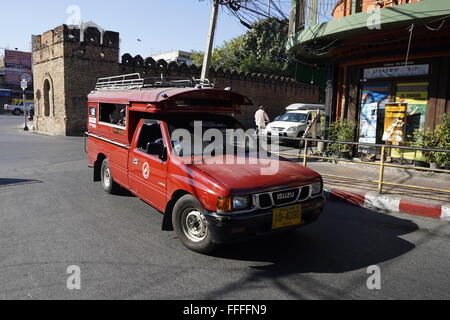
[[129, 120, 168, 211]]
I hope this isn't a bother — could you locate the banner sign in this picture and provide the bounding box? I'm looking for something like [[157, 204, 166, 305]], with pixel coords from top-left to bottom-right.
[[382, 103, 408, 144], [359, 84, 389, 145], [364, 64, 429, 79], [4, 50, 32, 69], [4, 68, 33, 86]]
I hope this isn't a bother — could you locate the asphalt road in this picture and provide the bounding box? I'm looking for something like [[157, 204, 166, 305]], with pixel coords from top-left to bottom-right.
[[1, 115, 450, 300]]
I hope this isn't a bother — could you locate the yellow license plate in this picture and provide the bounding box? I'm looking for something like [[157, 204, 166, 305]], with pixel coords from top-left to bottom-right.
[[272, 205, 302, 230]]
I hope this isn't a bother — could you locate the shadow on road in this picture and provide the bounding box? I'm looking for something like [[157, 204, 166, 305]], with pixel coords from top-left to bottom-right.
[[0, 178, 42, 187], [203, 199, 418, 299], [212, 198, 418, 274]]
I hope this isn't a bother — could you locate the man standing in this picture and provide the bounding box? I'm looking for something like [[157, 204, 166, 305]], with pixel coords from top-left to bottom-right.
[[255, 106, 270, 132]]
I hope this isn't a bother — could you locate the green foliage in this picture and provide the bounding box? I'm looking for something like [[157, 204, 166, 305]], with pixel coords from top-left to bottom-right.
[[409, 114, 450, 167], [191, 50, 205, 67], [326, 120, 357, 155], [192, 18, 294, 77], [239, 18, 294, 77]]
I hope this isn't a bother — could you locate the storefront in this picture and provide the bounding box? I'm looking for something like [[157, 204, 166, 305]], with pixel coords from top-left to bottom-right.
[[357, 62, 431, 146], [287, 0, 450, 158]]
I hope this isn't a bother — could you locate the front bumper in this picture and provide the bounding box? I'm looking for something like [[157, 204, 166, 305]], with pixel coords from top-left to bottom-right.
[[263, 130, 297, 138], [204, 196, 326, 244]]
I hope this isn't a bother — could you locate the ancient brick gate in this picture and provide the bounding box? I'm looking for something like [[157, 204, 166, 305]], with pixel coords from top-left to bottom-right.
[[32, 25, 321, 136]]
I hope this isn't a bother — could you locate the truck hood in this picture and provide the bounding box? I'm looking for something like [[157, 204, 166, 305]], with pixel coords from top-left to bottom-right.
[[187, 155, 320, 194]]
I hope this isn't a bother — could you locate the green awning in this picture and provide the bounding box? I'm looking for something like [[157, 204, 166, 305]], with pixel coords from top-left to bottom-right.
[[287, 0, 450, 61]]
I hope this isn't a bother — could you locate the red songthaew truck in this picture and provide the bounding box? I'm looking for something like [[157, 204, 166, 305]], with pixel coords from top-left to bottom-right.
[[86, 74, 326, 253]]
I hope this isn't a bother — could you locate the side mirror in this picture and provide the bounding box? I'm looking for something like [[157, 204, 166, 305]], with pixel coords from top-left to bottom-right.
[[146, 142, 166, 161]]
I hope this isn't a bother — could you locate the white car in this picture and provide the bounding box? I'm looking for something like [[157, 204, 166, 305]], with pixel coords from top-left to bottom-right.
[[263, 104, 326, 144], [4, 102, 34, 116]]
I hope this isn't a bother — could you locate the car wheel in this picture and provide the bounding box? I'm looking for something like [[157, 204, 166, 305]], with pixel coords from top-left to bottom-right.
[[13, 109, 22, 116], [172, 195, 216, 254], [100, 159, 120, 194]]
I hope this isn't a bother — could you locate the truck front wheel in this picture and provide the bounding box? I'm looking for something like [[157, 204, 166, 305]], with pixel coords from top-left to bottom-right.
[[13, 109, 22, 116], [172, 195, 216, 254], [101, 159, 120, 194]]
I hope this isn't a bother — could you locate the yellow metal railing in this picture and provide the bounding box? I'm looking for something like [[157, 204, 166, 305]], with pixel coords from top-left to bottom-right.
[[271, 137, 450, 195]]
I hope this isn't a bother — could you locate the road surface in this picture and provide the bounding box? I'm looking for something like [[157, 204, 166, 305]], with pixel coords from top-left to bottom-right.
[[1, 115, 449, 300]]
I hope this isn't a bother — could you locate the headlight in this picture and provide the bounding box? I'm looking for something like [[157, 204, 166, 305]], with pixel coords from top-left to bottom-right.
[[232, 196, 250, 210], [312, 182, 323, 195], [217, 196, 251, 212], [287, 127, 297, 132]]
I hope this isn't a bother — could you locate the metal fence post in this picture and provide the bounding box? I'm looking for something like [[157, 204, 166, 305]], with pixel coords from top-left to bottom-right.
[[378, 146, 386, 194], [303, 139, 309, 167]]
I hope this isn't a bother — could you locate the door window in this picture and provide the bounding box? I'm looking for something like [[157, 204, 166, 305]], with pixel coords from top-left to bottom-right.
[[137, 121, 165, 157]]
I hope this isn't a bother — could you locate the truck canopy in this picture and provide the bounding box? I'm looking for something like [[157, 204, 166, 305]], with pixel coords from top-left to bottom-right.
[[88, 74, 253, 114], [286, 103, 325, 111]]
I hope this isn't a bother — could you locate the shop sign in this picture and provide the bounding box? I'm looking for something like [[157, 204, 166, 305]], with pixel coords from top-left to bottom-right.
[[364, 64, 429, 79]]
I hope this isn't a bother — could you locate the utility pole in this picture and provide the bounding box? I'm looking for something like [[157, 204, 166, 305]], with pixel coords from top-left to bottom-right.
[[201, 0, 220, 82], [289, 0, 306, 36], [308, 0, 318, 26]]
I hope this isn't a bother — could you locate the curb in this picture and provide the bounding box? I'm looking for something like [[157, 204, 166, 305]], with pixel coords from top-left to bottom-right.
[[325, 188, 450, 221]]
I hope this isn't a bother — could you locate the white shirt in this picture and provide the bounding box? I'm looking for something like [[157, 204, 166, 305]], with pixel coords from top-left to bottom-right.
[[255, 109, 270, 129]]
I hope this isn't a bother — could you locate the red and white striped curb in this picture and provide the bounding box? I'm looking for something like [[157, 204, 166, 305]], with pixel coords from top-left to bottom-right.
[[326, 189, 450, 221]]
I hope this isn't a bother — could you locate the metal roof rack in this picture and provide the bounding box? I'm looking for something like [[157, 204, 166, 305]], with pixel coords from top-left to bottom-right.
[[94, 73, 215, 91]]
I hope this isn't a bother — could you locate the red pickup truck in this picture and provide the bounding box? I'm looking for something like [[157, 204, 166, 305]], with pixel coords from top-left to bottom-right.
[[86, 74, 326, 253]]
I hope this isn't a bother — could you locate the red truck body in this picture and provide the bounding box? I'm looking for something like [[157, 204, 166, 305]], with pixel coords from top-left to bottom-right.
[[86, 75, 326, 253]]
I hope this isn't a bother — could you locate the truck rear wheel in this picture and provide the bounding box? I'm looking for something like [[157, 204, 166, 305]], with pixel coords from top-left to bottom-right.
[[172, 195, 216, 254], [13, 109, 22, 116], [101, 159, 120, 194]]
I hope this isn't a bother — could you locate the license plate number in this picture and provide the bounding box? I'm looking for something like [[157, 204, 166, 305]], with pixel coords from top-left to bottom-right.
[[272, 205, 302, 230]]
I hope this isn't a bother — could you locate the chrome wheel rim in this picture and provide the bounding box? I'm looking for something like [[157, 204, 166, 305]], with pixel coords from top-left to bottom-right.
[[183, 209, 207, 243], [103, 166, 111, 188]]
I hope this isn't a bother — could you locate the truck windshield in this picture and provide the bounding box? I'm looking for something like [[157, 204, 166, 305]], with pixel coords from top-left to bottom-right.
[[277, 113, 307, 123], [167, 115, 254, 156]]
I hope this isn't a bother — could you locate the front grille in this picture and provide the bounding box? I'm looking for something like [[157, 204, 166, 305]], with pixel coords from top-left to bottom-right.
[[299, 186, 310, 201], [258, 194, 272, 208], [273, 188, 299, 206]]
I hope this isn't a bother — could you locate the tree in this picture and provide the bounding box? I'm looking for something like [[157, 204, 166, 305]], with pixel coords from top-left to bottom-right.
[[240, 18, 294, 77], [192, 18, 294, 77], [191, 50, 205, 67]]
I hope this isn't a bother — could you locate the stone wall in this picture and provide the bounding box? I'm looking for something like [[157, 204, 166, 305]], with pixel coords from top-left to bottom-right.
[[32, 24, 320, 135]]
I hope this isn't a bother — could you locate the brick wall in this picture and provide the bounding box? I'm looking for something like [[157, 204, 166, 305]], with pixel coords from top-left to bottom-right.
[[333, 0, 422, 18]]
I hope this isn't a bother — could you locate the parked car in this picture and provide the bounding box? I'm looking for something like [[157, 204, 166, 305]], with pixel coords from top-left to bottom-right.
[[4, 101, 35, 116], [262, 103, 326, 146], [86, 74, 327, 254]]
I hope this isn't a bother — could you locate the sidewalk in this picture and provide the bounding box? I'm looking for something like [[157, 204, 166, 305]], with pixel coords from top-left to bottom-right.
[[278, 149, 450, 221]]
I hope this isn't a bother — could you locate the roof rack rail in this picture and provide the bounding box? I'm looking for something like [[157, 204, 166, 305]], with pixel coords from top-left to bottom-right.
[[94, 73, 215, 91], [95, 73, 144, 91]]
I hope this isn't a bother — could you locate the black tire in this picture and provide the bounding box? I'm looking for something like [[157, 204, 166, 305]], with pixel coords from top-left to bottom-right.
[[13, 109, 22, 116], [100, 159, 121, 194], [172, 194, 216, 254]]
